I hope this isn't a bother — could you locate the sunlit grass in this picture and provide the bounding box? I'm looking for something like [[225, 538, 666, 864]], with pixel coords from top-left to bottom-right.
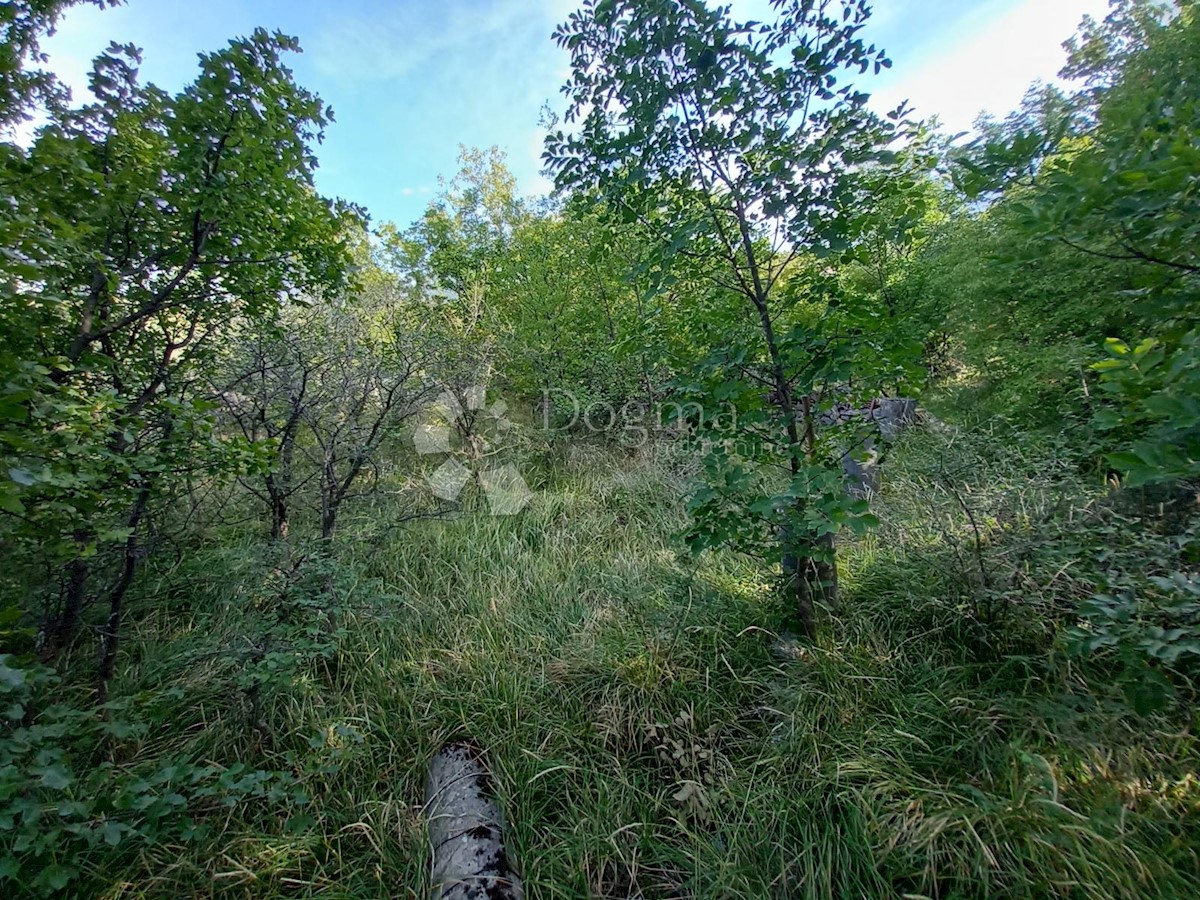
[[83, 430, 1200, 898]]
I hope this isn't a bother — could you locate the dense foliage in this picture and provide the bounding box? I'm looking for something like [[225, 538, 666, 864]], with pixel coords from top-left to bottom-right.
[[0, 0, 1197, 895]]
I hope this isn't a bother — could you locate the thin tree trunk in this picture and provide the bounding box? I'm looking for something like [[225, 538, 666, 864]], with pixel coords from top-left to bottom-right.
[[319, 471, 339, 596], [320, 454, 338, 544], [799, 395, 838, 616], [269, 494, 289, 542], [42, 531, 90, 661], [733, 208, 825, 639], [268, 410, 299, 542], [95, 404, 176, 700], [266, 467, 289, 542], [96, 484, 151, 703], [794, 533, 837, 616]]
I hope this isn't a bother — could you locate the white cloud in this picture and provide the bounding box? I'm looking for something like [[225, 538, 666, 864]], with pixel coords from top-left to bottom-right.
[[871, 0, 1110, 135], [22, 0, 1117, 218], [311, 0, 571, 82]]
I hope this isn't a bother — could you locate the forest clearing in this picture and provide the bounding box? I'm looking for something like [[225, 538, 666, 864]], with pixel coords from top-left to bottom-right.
[[1, 0, 1197, 896]]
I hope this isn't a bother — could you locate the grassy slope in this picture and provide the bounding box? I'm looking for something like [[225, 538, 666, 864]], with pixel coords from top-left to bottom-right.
[[93, 424, 1199, 898]]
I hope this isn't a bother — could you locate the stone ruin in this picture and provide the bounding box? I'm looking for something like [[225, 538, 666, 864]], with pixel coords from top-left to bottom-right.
[[822, 397, 918, 499]]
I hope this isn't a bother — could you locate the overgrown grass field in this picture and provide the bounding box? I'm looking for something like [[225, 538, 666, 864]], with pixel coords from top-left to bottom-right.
[[53, 416, 1197, 898]]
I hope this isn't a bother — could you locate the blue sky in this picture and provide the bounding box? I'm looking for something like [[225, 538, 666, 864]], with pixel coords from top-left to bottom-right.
[[37, 0, 1108, 228]]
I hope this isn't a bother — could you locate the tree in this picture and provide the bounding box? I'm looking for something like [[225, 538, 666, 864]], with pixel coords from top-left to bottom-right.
[[301, 292, 432, 545], [0, 0, 117, 131], [216, 320, 317, 543], [545, 0, 904, 637], [486, 204, 661, 413], [0, 30, 354, 686], [1051, 1, 1200, 486], [378, 148, 525, 451], [951, 0, 1199, 484], [382, 145, 526, 299]]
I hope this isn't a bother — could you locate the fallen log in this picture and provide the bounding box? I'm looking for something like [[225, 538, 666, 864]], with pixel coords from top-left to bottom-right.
[[425, 742, 524, 900]]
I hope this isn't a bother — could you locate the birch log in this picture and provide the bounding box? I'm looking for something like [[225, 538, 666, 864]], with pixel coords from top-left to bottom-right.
[[425, 742, 524, 900]]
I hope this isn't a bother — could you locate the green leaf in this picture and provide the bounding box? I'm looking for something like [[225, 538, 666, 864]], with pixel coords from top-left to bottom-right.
[[0, 489, 24, 516], [36, 863, 76, 892], [40, 766, 73, 791], [285, 813, 316, 834], [0, 658, 26, 690], [99, 820, 126, 846]]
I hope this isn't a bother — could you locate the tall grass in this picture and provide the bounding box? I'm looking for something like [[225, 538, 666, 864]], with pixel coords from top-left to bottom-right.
[[56, 428, 1200, 897]]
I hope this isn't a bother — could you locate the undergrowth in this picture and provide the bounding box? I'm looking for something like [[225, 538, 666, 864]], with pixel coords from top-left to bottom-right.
[[3, 429, 1199, 898]]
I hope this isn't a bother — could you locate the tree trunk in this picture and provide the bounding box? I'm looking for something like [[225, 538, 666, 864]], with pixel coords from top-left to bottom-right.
[[42, 532, 89, 661], [703, 197, 841, 638], [320, 504, 337, 544], [268, 418, 298, 542], [319, 492, 338, 598], [782, 522, 837, 639], [780, 528, 815, 640], [801, 532, 837, 615], [96, 485, 151, 702], [269, 492, 288, 542], [730, 204, 827, 637]]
